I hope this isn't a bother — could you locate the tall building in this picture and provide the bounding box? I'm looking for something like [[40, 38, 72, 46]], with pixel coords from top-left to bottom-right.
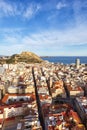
[[76, 58, 80, 69]]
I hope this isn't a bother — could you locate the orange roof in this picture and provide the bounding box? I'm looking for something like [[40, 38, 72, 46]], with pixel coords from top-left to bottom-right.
[[70, 110, 81, 123], [0, 99, 37, 109], [0, 119, 3, 123], [2, 94, 8, 103]]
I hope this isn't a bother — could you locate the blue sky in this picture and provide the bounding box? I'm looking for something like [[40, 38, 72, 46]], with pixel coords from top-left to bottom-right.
[[0, 0, 87, 56]]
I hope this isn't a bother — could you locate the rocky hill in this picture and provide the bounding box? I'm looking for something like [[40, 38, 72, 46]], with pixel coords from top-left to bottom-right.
[[0, 52, 43, 64]]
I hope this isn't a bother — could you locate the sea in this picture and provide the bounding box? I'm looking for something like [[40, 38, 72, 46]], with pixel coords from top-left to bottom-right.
[[41, 56, 87, 64]]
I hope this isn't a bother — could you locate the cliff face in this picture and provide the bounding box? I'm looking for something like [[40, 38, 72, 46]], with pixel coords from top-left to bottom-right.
[[6, 51, 43, 63]]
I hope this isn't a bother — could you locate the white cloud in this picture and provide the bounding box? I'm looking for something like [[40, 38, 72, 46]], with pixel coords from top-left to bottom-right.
[[0, 28, 24, 35], [0, 0, 41, 19], [0, 44, 24, 56], [23, 3, 41, 19], [72, 0, 87, 25], [0, 0, 18, 16], [19, 25, 87, 47], [1, 24, 87, 47], [56, 2, 67, 10], [0, 26, 87, 56], [4, 36, 19, 44]]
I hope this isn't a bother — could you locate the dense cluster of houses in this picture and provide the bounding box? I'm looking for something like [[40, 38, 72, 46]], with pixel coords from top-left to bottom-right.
[[0, 61, 87, 129]]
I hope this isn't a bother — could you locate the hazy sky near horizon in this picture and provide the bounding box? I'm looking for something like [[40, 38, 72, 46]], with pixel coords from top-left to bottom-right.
[[0, 0, 87, 56]]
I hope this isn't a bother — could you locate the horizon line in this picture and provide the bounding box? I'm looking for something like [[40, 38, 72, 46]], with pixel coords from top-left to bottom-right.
[[40, 56, 87, 57]]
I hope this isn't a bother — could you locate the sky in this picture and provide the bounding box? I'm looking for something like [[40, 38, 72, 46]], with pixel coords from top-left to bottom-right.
[[0, 0, 87, 56]]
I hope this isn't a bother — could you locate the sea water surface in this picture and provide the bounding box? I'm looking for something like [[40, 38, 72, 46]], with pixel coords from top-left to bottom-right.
[[41, 56, 87, 64]]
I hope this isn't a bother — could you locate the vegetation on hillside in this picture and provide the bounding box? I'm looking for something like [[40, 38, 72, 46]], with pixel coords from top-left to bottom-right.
[[0, 52, 43, 64]]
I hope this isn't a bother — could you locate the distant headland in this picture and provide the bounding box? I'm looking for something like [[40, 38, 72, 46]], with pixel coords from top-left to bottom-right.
[[0, 51, 43, 64]]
